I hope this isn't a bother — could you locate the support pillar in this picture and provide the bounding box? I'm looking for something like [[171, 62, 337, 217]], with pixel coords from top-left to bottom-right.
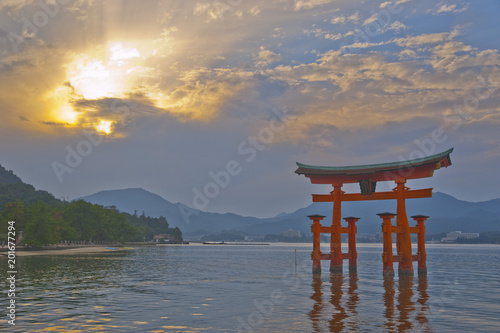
[[395, 181, 413, 276], [330, 184, 343, 274], [308, 214, 326, 275], [378, 212, 396, 278], [412, 215, 429, 275], [344, 217, 359, 273]]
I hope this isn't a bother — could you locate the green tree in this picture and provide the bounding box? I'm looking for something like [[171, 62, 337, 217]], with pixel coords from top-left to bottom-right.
[[24, 202, 59, 247]]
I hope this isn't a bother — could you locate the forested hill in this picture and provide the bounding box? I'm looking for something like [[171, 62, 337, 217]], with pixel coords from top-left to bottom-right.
[[0, 164, 182, 247], [0, 165, 22, 184], [0, 164, 60, 207]]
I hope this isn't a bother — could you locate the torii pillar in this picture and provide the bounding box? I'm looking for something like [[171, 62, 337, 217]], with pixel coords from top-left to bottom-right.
[[412, 215, 429, 275], [344, 216, 359, 274], [330, 184, 343, 274], [378, 212, 396, 278], [395, 181, 413, 276], [308, 214, 326, 275]]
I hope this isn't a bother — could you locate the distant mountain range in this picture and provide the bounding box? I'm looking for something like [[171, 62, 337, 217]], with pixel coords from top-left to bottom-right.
[[81, 188, 500, 236], [2, 162, 498, 238]]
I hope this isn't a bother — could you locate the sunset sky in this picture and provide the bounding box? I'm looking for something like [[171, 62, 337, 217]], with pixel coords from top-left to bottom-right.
[[0, 0, 499, 217]]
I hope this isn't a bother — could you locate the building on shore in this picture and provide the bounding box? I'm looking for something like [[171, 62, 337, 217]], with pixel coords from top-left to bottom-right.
[[441, 231, 479, 243]]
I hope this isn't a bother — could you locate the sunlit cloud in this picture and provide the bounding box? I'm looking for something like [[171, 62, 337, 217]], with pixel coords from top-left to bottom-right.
[[0, 0, 499, 214], [96, 119, 113, 134], [0, 1, 498, 140], [434, 2, 468, 15], [64, 42, 141, 100], [294, 0, 336, 11]]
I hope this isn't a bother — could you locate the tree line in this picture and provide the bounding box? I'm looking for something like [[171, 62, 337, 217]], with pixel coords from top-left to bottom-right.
[[0, 200, 182, 247]]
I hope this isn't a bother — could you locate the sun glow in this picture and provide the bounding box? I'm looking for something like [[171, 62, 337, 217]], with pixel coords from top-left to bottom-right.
[[47, 42, 146, 134], [58, 104, 79, 124], [96, 120, 113, 134], [66, 42, 141, 100]]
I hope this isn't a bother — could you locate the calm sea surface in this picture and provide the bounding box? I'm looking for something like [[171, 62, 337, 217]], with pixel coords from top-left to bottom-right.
[[1, 243, 500, 332]]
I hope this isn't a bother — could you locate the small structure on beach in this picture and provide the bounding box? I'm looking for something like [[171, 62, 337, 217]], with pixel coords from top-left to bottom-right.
[[296, 148, 453, 277], [153, 234, 176, 243]]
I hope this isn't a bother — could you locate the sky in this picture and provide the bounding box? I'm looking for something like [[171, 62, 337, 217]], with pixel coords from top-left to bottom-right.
[[0, 0, 499, 218]]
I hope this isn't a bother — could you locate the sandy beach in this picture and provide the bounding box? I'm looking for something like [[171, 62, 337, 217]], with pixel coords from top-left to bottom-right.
[[0, 246, 134, 257]]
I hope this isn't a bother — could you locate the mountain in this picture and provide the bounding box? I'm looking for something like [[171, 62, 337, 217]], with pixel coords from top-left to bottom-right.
[[0, 164, 61, 207], [0, 165, 185, 244], [0, 165, 23, 185], [81, 188, 500, 236], [81, 188, 261, 235]]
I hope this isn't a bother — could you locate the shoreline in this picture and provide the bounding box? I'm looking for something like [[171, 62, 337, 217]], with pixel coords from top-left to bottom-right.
[[0, 246, 135, 257]]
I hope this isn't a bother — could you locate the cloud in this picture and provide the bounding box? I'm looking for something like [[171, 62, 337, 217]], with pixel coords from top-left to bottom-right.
[[379, 2, 392, 9], [344, 40, 391, 49], [294, 0, 335, 11], [394, 32, 451, 48], [387, 21, 407, 33], [363, 16, 378, 26], [255, 46, 282, 66], [303, 28, 343, 40], [0, 0, 33, 12], [193, 2, 235, 22], [434, 2, 468, 15], [1, 0, 499, 213], [398, 49, 417, 59], [331, 12, 360, 24], [263, 30, 500, 147], [248, 6, 260, 16]]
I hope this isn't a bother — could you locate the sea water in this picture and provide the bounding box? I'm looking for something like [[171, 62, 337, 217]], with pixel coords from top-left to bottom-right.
[[1, 243, 499, 332]]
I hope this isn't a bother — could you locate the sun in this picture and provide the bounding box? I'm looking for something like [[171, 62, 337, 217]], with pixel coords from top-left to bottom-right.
[[48, 42, 144, 134], [66, 42, 141, 100], [96, 120, 113, 134], [58, 104, 79, 124]]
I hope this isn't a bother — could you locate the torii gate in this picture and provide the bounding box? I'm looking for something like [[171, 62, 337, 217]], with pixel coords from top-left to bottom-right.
[[295, 148, 453, 277]]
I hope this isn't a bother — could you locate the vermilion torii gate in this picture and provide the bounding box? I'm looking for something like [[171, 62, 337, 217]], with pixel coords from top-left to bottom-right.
[[296, 148, 453, 276]]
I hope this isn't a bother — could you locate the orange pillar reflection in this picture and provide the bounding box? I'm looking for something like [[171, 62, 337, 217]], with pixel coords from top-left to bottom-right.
[[329, 274, 346, 333], [416, 274, 430, 329], [309, 274, 359, 332], [383, 277, 396, 332], [397, 275, 415, 332], [346, 273, 359, 332], [309, 276, 323, 333], [383, 275, 429, 333]]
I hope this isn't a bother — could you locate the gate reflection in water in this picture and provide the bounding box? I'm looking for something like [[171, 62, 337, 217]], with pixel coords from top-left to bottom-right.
[[310, 273, 430, 333]]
